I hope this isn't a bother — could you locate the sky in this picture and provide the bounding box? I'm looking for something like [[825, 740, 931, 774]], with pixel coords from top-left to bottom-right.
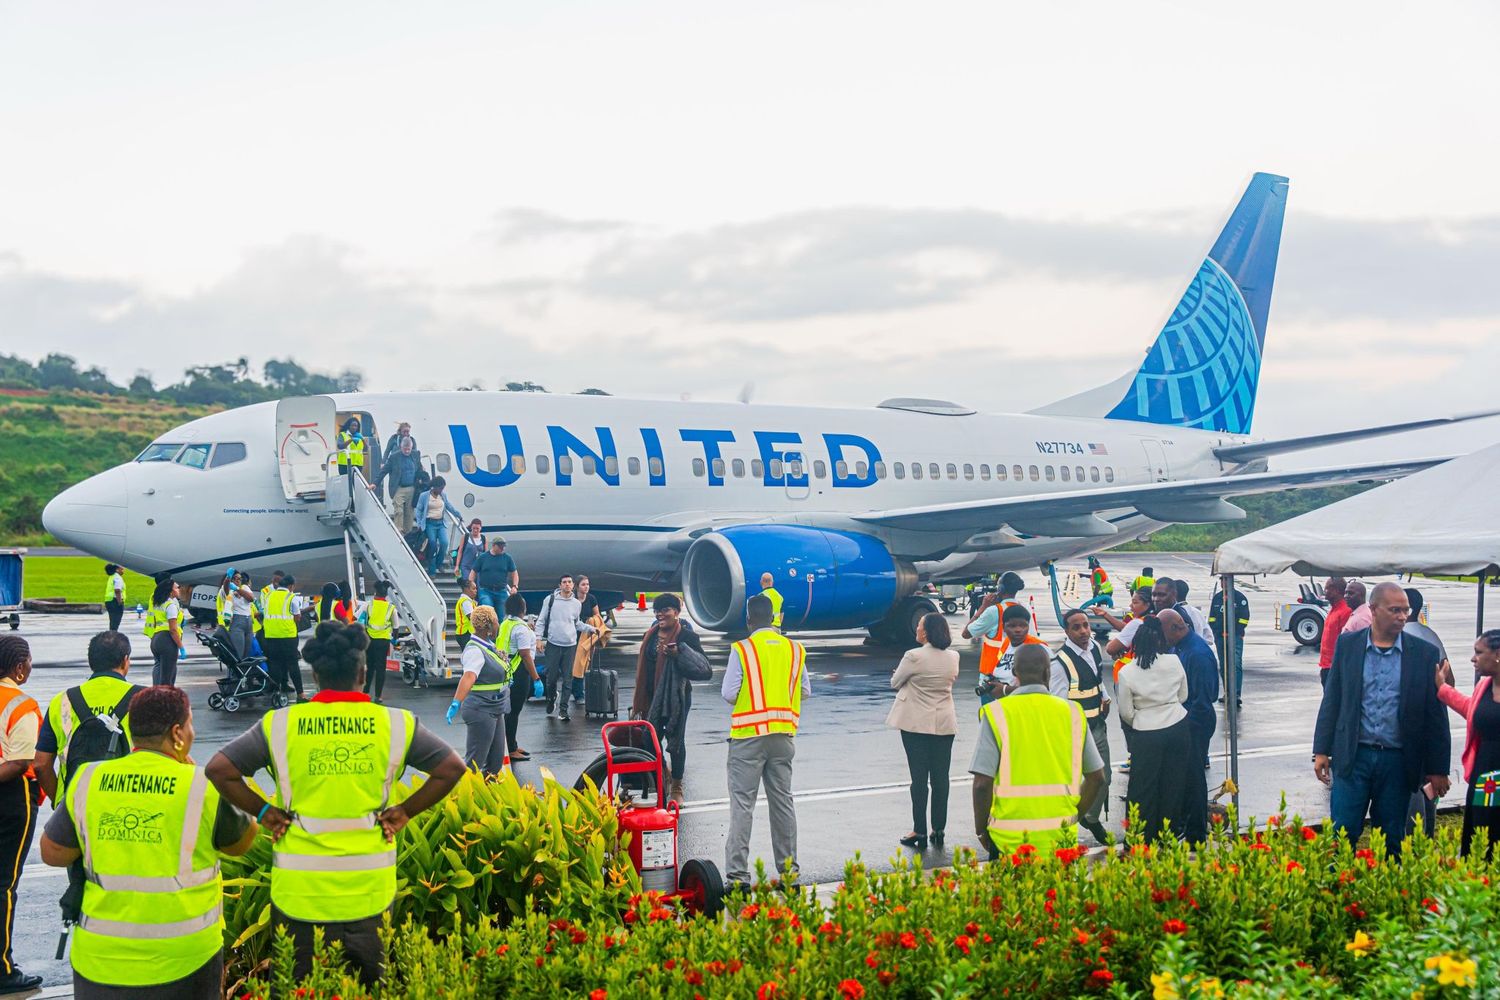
[[3, 0, 1499, 465]]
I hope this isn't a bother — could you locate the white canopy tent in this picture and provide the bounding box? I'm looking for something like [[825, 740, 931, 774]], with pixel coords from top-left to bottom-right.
[[1207, 442, 1500, 807]]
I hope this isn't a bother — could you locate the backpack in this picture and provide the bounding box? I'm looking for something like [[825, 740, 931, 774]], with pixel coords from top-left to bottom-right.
[[61, 684, 139, 790]]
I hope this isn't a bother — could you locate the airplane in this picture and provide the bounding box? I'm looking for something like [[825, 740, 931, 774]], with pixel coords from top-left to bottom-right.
[[43, 172, 1500, 649]]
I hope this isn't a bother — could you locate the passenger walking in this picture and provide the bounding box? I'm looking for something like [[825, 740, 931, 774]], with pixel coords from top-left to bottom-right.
[[362, 581, 395, 704], [1318, 576, 1351, 688], [377, 436, 422, 535], [723, 594, 809, 887], [455, 519, 487, 584], [103, 564, 126, 633], [1158, 609, 1218, 842], [632, 594, 711, 799], [1051, 609, 1113, 844], [572, 576, 610, 705], [969, 646, 1105, 861], [206, 623, 465, 985], [758, 572, 785, 629], [0, 637, 42, 993], [1314, 582, 1450, 856], [145, 577, 184, 687], [1341, 580, 1371, 635], [1080, 556, 1114, 610], [471, 537, 518, 609], [454, 579, 479, 652], [499, 595, 543, 763], [1436, 630, 1500, 859], [1208, 583, 1251, 707], [975, 604, 1047, 706], [32, 631, 140, 804], [537, 576, 597, 722], [40, 686, 256, 999], [261, 575, 306, 701], [447, 606, 515, 776], [886, 612, 959, 851], [221, 571, 258, 660], [335, 417, 365, 480], [413, 477, 460, 575], [1115, 617, 1195, 844], [1169, 578, 1217, 654], [382, 421, 417, 465]]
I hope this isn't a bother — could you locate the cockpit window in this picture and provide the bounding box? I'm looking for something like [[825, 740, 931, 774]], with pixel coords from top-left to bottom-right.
[[211, 442, 247, 468], [136, 443, 184, 463], [175, 443, 212, 469]]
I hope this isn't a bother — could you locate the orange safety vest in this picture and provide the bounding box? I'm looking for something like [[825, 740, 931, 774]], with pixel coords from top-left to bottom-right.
[[977, 599, 1020, 675], [0, 683, 42, 780]]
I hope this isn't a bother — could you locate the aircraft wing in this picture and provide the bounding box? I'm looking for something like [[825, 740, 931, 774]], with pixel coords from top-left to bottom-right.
[[851, 456, 1451, 537], [1214, 408, 1500, 463]]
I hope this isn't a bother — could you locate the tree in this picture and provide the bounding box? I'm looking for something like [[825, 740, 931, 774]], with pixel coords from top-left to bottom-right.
[[128, 373, 155, 396], [503, 381, 548, 393], [578, 387, 612, 396], [263, 358, 310, 393], [79, 366, 123, 395], [0, 354, 37, 387], [35, 353, 82, 390], [335, 368, 363, 393]]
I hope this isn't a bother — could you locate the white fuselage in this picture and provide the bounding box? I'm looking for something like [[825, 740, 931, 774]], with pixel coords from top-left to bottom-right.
[[45, 391, 1239, 596]]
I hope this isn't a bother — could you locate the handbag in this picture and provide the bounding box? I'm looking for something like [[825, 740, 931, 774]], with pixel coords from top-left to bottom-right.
[[672, 641, 713, 682]]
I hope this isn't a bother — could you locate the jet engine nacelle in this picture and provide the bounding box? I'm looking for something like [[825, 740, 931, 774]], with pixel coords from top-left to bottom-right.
[[681, 525, 918, 632]]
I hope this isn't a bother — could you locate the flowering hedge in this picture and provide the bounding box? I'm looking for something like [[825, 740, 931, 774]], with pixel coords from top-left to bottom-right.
[[235, 811, 1500, 999]]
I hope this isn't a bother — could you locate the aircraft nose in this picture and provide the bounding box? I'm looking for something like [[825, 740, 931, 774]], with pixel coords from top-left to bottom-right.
[[43, 467, 128, 562]]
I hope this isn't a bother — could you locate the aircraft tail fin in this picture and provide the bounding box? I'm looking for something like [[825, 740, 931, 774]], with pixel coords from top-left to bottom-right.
[[1032, 172, 1288, 435]]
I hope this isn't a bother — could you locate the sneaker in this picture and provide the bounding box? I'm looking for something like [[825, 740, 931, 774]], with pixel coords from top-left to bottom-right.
[[559, 711, 570, 722], [1119, 758, 1131, 773]]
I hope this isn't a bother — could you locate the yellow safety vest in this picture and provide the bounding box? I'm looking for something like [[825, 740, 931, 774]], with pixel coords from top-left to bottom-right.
[[263, 589, 298, 639], [47, 675, 136, 785], [67, 753, 224, 987], [105, 574, 125, 603], [981, 692, 1085, 856], [262, 701, 413, 922], [142, 601, 174, 638], [1132, 575, 1154, 595], [761, 587, 785, 628], [469, 631, 514, 691], [455, 595, 476, 636], [1092, 567, 1114, 596], [1055, 646, 1104, 719], [366, 599, 393, 640], [337, 432, 365, 468], [729, 630, 805, 739], [215, 591, 232, 628]]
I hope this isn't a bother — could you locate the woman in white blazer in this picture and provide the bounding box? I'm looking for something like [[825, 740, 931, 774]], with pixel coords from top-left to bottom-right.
[[1114, 615, 1195, 843], [886, 612, 960, 851]]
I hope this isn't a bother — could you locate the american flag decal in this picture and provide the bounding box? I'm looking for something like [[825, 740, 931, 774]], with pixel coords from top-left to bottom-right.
[[1088, 443, 1108, 456]]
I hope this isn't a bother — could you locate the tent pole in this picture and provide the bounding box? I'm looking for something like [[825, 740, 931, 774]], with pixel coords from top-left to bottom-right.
[[1479, 574, 1488, 636], [1222, 573, 1240, 814]]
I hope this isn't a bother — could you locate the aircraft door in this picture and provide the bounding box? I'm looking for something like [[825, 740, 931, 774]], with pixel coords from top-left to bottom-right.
[[276, 396, 337, 500], [1140, 439, 1170, 482], [784, 451, 810, 500]]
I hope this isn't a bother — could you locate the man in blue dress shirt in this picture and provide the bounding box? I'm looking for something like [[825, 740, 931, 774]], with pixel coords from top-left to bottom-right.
[[1160, 608, 1219, 843]]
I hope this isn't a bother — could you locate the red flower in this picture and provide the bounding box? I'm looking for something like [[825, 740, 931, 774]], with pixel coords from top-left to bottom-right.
[[1285, 861, 1304, 873], [898, 931, 918, 949], [623, 910, 639, 924], [965, 921, 981, 935], [706, 961, 726, 977], [1091, 969, 1114, 984], [729, 960, 743, 973], [1044, 900, 1056, 915], [1300, 826, 1318, 841], [1268, 814, 1281, 827], [1084, 901, 1098, 915], [1249, 842, 1270, 852], [590, 992, 607, 1000], [648, 907, 673, 922], [496, 944, 509, 955], [839, 980, 866, 1000], [1345, 903, 1367, 919], [535, 956, 545, 967], [664, 959, 677, 971], [1045, 887, 1058, 900], [1056, 846, 1083, 865], [570, 928, 588, 945], [1421, 897, 1440, 913], [1150, 888, 1171, 904], [685, 969, 704, 986], [877, 971, 897, 987], [865, 952, 880, 969], [1016, 843, 1037, 856], [1075, 930, 1091, 946], [953, 934, 973, 955], [758, 984, 780, 1000], [602, 936, 615, 949], [819, 921, 842, 937], [1162, 919, 1188, 935]]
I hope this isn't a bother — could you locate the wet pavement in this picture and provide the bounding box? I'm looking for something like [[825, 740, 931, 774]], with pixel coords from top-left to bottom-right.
[[5, 553, 1489, 987]]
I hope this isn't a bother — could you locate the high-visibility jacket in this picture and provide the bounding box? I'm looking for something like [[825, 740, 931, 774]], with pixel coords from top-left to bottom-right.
[[1054, 644, 1106, 720], [1131, 575, 1154, 595], [761, 587, 784, 628], [46, 675, 136, 784], [214, 591, 228, 628], [105, 573, 125, 603], [455, 595, 476, 636], [976, 598, 1021, 676], [263, 589, 298, 639], [143, 601, 177, 638], [262, 701, 413, 922], [0, 684, 41, 780], [729, 630, 805, 739], [337, 431, 364, 468], [365, 599, 393, 640], [981, 692, 1086, 855], [498, 618, 527, 682], [1091, 567, 1113, 597], [67, 753, 225, 987], [466, 635, 512, 692]]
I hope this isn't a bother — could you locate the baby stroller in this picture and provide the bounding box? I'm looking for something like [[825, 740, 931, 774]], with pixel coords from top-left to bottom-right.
[[197, 628, 288, 713]]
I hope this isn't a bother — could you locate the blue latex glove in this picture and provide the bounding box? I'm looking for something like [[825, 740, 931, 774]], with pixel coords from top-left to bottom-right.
[[532, 680, 545, 700], [178, 646, 188, 660], [445, 700, 461, 724]]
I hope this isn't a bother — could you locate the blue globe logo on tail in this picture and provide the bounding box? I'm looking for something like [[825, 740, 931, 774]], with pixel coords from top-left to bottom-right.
[[1105, 257, 1260, 434]]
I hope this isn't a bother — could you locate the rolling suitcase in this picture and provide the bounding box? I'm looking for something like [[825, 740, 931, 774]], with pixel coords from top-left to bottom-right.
[[585, 663, 619, 719]]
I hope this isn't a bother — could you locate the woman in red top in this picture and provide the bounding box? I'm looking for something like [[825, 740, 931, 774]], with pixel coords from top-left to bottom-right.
[[1437, 630, 1500, 859]]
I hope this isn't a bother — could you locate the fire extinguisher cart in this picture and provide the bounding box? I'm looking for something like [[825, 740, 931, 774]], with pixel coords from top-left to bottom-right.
[[599, 720, 725, 918]]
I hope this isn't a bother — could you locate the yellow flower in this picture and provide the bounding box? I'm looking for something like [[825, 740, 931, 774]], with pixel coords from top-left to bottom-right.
[[1151, 972, 1180, 1000], [1424, 955, 1441, 970], [1345, 930, 1375, 957], [1199, 978, 1225, 998], [1436, 954, 1476, 988]]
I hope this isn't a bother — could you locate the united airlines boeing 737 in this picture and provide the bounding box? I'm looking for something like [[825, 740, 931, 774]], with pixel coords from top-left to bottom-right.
[[42, 173, 1497, 646]]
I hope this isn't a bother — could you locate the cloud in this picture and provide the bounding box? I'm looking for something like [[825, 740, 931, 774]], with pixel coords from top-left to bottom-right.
[[490, 208, 629, 243]]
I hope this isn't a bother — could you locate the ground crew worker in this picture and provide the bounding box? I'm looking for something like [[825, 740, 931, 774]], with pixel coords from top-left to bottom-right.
[[1132, 566, 1155, 596], [758, 572, 784, 629], [974, 603, 1047, 706], [336, 417, 365, 479], [723, 594, 810, 888], [103, 564, 126, 633], [1208, 583, 1251, 707], [40, 686, 258, 998], [145, 577, 185, 687], [362, 580, 395, 703], [970, 645, 1106, 861], [32, 631, 139, 804], [446, 606, 515, 776], [962, 571, 1028, 644], [219, 570, 257, 660], [1080, 556, 1114, 610], [0, 636, 42, 993], [500, 595, 543, 764], [206, 623, 465, 985], [1051, 609, 1113, 844], [261, 575, 306, 702], [258, 570, 285, 614], [455, 578, 479, 652]]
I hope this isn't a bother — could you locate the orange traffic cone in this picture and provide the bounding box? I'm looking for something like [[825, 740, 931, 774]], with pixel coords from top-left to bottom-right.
[[637, 593, 647, 611], [1029, 595, 1041, 634]]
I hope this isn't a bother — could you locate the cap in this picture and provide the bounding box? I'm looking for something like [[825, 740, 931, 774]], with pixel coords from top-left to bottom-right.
[[492, 536, 507, 546], [999, 572, 1025, 593]]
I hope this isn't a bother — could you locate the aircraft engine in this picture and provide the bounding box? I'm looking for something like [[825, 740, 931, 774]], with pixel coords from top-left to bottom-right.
[[681, 525, 918, 633]]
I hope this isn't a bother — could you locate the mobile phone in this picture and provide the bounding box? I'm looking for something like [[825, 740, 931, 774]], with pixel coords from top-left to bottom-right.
[[1422, 781, 1436, 801]]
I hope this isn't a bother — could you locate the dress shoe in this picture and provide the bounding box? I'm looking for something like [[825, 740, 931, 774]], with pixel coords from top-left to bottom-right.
[[668, 780, 685, 803], [1081, 818, 1110, 845], [898, 832, 928, 850], [930, 831, 945, 847], [0, 970, 42, 992]]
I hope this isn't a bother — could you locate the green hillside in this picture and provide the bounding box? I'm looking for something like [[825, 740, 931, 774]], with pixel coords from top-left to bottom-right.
[[0, 390, 217, 543]]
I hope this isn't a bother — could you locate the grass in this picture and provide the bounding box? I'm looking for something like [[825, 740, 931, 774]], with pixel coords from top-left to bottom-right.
[[22, 555, 157, 605]]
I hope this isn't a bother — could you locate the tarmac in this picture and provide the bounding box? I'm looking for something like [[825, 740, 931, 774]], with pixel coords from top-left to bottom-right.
[[3, 552, 1490, 991]]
